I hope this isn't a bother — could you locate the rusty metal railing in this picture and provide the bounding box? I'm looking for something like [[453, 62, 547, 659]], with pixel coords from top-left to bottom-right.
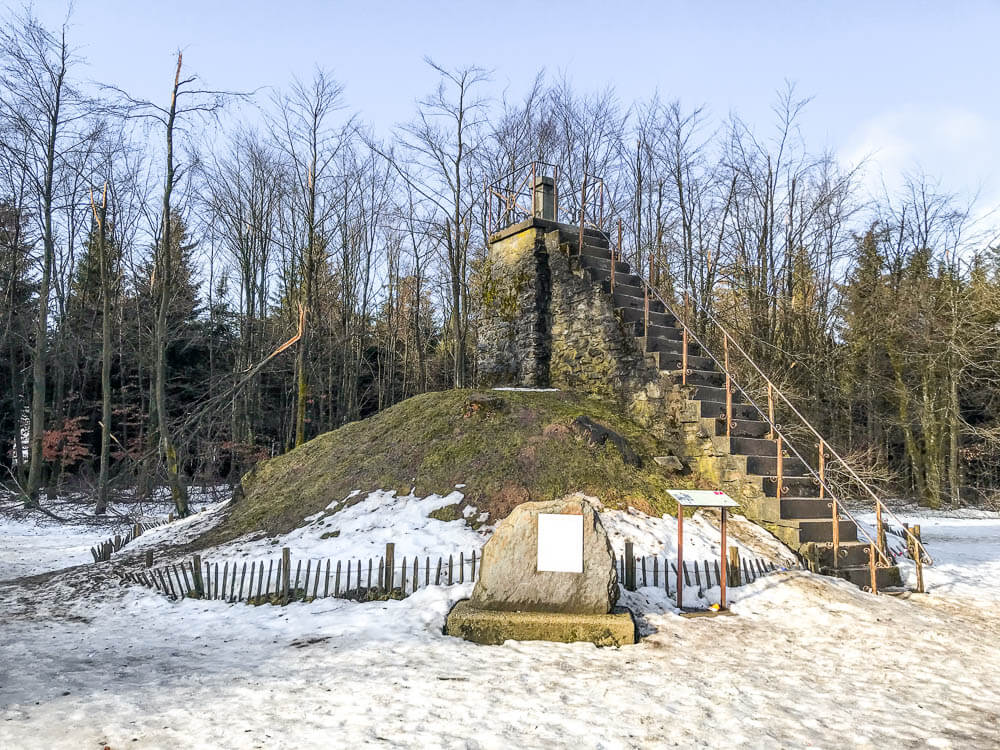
[[591, 220, 932, 594], [485, 161, 607, 237], [485, 161, 558, 234]]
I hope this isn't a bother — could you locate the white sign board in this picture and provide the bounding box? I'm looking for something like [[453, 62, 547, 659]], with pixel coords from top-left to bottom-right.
[[667, 489, 740, 508], [536, 513, 584, 573]]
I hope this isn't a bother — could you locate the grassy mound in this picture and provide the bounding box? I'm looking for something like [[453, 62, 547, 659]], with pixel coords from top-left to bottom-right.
[[203, 389, 699, 544]]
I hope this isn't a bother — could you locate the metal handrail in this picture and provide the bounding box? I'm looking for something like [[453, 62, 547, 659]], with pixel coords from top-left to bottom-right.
[[485, 161, 607, 236], [680, 294, 934, 569], [486, 161, 558, 234], [583, 220, 933, 579]]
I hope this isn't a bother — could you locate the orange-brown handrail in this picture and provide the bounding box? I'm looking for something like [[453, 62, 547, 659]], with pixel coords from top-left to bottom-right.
[[587, 223, 933, 584]]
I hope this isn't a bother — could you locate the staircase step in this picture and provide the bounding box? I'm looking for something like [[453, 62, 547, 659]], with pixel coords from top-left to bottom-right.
[[774, 519, 859, 544], [586, 266, 643, 289], [670, 369, 725, 388], [698, 400, 760, 421], [643, 323, 685, 343], [723, 418, 772, 438], [579, 254, 630, 275], [691, 385, 747, 404], [579, 244, 611, 259], [829, 565, 902, 590], [750, 496, 833, 522], [806, 541, 876, 568], [601, 284, 663, 310], [746, 455, 808, 477], [611, 291, 666, 315], [644, 336, 701, 357], [757, 475, 821, 498], [617, 306, 675, 328], [729, 436, 776, 456]]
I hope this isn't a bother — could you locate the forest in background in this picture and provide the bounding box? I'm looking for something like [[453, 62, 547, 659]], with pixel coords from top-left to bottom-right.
[[2, 8, 999, 515]]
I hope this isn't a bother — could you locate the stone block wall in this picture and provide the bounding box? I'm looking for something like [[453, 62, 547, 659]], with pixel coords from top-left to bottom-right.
[[477, 218, 673, 429]]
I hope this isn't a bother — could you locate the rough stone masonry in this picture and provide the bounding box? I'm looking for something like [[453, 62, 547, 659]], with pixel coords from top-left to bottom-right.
[[446, 494, 636, 646]]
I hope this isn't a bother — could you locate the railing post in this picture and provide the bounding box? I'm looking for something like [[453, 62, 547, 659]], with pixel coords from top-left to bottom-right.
[[767, 383, 775, 440], [485, 178, 491, 234], [912, 524, 924, 593], [776, 435, 784, 497], [644, 286, 649, 338], [599, 179, 604, 229], [578, 175, 587, 256], [682, 292, 689, 386], [553, 165, 559, 221], [875, 501, 887, 560], [723, 334, 732, 438], [831, 493, 840, 571], [818, 439, 825, 499], [530, 162, 537, 216], [610, 243, 616, 293], [617, 217, 623, 283], [868, 542, 878, 595]]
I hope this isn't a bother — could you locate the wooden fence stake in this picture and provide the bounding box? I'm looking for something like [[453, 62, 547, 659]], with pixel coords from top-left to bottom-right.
[[281, 547, 291, 604], [238, 563, 247, 602], [625, 541, 635, 591], [145, 550, 153, 568], [180, 562, 193, 595], [193, 554, 203, 596], [384, 543, 395, 592], [728, 546, 740, 587]]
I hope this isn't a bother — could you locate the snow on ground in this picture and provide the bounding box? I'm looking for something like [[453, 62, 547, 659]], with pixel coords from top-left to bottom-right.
[[600, 504, 800, 565], [0, 486, 227, 582], [2, 495, 1000, 748], [857, 506, 1000, 602], [205, 489, 488, 566]]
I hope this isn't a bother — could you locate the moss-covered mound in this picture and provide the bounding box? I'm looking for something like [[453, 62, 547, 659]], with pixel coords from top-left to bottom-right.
[[203, 389, 699, 545]]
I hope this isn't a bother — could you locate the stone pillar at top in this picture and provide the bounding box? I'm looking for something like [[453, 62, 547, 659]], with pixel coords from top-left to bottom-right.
[[532, 175, 556, 221]]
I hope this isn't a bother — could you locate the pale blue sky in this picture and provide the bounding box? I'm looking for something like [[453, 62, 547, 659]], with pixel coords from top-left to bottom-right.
[[25, 0, 1000, 209]]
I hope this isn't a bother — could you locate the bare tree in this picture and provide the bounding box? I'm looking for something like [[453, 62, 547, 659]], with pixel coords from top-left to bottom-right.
[[390, 60, 489, 388], [269, 69, 348, 446], [0, 10, 99, 505], [111, 52, 238, 516]]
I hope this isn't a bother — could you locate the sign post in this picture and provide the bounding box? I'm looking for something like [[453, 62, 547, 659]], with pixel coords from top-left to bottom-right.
[[667, 490, 740, 613]]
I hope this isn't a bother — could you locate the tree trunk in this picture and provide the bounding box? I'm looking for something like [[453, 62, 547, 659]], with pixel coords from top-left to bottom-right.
[[95, 187, 112, 515], [24, 59, 65, 507], [156, 54, 189, 517]]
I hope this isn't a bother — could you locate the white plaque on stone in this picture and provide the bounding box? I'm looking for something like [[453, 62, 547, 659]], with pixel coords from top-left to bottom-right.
[[536, 513, 584, 573]]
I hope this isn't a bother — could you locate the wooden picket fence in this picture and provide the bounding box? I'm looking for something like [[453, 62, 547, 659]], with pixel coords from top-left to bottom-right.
[[123, 543, 481, 604], [91, 518, 172, 562], [125, 541, 789, 605], [613, 549, 789, 596]]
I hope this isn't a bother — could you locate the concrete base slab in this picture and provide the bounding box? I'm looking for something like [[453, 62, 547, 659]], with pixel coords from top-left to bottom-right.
[[445, 600, 636, 647]]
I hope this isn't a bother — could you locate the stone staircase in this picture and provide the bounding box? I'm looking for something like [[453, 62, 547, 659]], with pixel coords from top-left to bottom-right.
[[568, 233, 902, 590]]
